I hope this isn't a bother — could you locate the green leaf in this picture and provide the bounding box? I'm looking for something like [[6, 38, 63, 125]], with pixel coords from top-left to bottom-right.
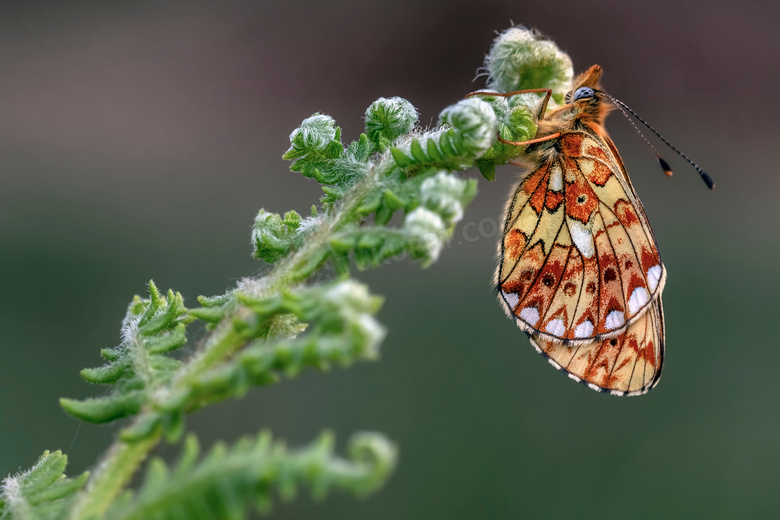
[[60, 391, 145, 424], [0, 450, 88, 519], [187, 307, 225, 323], [390, 146, 414, 168], [81, 360, 129, 384], [477, 158, 496, 181]]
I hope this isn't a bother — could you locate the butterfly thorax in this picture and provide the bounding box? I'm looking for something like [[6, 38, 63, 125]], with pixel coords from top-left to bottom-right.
[[527, 64, 614, 165]]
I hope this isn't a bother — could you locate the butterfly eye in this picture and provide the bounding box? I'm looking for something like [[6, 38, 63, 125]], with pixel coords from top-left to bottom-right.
[[573, 87, 595, 101]]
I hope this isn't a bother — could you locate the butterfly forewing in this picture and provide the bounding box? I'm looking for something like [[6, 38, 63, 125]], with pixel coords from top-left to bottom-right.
[[529, 297, 664, 395], [498, 126, 665, 343]]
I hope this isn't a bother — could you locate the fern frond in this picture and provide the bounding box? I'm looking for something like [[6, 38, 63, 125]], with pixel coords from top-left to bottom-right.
[[135, 279, 384, 438], [0, 450, 88, 520], [60, 281, 189, 425], [106, 431, 396, 520], [28, 25, 575, 520], [389, 97, 497, 171]]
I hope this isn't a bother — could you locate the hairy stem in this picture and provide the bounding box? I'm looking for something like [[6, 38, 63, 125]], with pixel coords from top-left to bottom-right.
[[259, 155, 391, 297], [68, 431, 161, 520]]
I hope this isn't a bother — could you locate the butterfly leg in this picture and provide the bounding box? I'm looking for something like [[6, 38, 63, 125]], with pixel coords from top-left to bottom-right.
[[498, 132, 561, 147]]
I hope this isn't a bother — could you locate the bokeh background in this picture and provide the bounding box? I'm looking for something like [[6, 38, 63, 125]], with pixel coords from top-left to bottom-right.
[[1, 1, 778, 518]]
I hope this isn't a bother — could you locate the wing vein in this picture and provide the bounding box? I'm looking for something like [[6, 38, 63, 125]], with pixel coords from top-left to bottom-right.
[[500, 165, 552, 285], [516, 214, 567, 318], [541, 183, 573, 328], [597, 205, 628, 321], [598, 201, 651, 290]]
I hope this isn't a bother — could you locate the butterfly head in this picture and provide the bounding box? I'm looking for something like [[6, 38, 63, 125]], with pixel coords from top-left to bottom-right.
[[560, 64, 612, 128], [572, 87, 595, 102]]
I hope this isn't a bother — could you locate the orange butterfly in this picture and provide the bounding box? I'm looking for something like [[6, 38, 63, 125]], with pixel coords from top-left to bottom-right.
[[473, 65, 711, 395]]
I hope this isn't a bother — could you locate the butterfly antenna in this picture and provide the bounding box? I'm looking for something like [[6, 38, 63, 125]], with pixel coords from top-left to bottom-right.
[[605, 94, 715, 190], [610, 101, 672, 176]]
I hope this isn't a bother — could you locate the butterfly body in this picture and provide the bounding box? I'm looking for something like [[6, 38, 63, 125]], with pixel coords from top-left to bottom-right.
[[496, 65, 666, 395]]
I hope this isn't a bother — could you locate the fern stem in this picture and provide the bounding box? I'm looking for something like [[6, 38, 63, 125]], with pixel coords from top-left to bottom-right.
[[260, 155, 389, 298], [68, 429, 161, 520], [178, 322, 243, 380]]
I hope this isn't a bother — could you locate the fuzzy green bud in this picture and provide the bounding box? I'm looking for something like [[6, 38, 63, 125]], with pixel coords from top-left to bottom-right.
[[284, 114, 340, 159], [321, 280, 384, 320], [346, 432, 398, 497], [364, 97, 418, 152], [403, 207, 447, 265], [438, 97, 498, 159], [419, 171, 474, 224], [484, 26, 573, 106], [473, 94, 537, 179], [251, 209, 296, 263]]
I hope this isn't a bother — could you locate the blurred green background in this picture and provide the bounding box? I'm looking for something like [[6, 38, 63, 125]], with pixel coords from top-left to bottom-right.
[[1, 1, 777, 518]]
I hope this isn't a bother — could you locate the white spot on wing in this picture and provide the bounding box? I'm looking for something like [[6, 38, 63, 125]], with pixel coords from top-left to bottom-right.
[[549, 164, 563, 192], [647, 265, 662, 292], [502, 291, 519, 310], [579, 159, 594, 177], [574, 319, 594, 338], [569, 220, 595, 258], [605, 310, 625, 330], [519, 307, 540, 325], [545, 318, 565, 336], [628, 287, 650, 314]]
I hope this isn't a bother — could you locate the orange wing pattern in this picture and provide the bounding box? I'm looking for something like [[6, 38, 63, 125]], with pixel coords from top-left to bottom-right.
[[498, 128, 665, 344], [529, 297, 664, 396]]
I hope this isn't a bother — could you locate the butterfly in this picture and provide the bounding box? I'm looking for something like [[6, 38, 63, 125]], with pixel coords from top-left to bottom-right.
[[471, 65, 712, 395]]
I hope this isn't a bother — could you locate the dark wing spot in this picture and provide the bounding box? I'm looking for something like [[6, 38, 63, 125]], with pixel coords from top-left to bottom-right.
[[604, 268, 617, 282], [610, 338, 618, 346], [586, 282, 596, 293], [542, 274, 555, 287], [624, 260, 633, 269], [563, 282, 577, 296]]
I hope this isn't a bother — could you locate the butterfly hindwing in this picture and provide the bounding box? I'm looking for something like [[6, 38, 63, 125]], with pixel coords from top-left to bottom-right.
[[529, 297, 664, 396]]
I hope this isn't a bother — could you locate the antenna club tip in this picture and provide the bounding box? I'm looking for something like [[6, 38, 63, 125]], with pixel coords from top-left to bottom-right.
[[702, 172, 715, 190], [657, 157, 673, 177]]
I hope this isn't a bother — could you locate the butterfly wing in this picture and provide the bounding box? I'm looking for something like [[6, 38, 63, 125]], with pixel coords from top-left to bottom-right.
[[498, 128, 665, 344], [528, 297, 664, 395]]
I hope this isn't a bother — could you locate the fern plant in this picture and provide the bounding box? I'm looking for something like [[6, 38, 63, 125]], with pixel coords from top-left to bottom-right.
[[0, 26, 572, 520]]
